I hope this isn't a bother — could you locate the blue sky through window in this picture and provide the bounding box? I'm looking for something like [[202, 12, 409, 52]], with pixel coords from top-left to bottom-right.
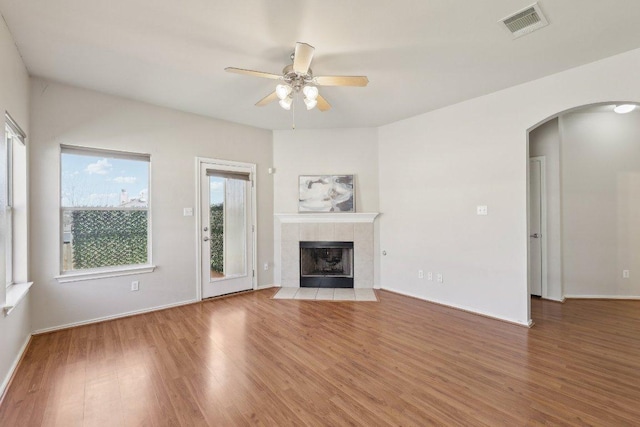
[[61, 153, 149, 207], [210, 177, 224, 205]]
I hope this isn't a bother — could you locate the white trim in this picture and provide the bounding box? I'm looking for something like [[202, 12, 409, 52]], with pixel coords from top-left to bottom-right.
[[541, 296, 565, 303], [32, 298, 198, 335], [60, 144, 150, 162], [252, 165, 258, 291], [563, 294, 640, 300], [55, 264, 156, 283], [5, 111, 26, 142], [529, 156, 548, 298], [195, 157, 257, 301], [195, 157, 202, 301], [58, 144, 154, 274], [0, 334, 30, 401], [3, 282, 32, 315], [275, 212, 379, 223], [381, 286, 532, 327]]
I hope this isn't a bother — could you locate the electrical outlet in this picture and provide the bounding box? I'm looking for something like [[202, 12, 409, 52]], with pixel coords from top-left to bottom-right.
[[131, 281, 139, 291], [476, 205, 488, 215], [427, 272, 433, 281], [418, 270, 424, 279], [623, 270, 630, 279], [436, 274, 443, 283], [264, 262, 269, 271]]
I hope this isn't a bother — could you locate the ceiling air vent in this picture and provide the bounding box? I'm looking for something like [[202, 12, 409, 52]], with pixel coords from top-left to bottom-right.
[[499, 3, 549, 39]]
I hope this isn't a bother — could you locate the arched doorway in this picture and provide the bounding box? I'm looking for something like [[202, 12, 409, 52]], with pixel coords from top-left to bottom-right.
[[527, 102, 640, 320]]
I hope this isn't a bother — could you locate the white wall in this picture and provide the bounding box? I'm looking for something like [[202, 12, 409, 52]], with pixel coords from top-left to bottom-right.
[[29, 79, 273, 332], [561, 110, 640, 297], [529, 118, 563, 301], [272, 128, 380, 286], [378, 47, 640, 325], [0, 15, 31, 397], [273, 128, 379, 213]]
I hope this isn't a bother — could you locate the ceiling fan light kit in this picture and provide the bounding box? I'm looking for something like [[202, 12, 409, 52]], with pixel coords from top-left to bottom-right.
[[276, 84, 292, 100], [304, 97, 317, 110], [303, 85, 318, 100], [279, 96, 293, 111], [225, 42, 369, 114]]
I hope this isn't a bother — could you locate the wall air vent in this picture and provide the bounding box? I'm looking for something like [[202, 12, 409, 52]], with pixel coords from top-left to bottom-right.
[[499, 3, 549, 39]]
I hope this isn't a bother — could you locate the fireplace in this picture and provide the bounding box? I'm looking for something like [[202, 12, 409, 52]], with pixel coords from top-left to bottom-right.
[[300, 241, 354, 288]]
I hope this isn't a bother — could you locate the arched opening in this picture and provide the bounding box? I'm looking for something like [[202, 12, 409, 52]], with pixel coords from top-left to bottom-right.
[[527, 102, 640, 322]]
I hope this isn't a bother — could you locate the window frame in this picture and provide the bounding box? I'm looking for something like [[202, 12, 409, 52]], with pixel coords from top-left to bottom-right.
[[56, 145, 155, 282], [2, 112, 32, 315], [4, 116, 23, 288], [5, 130, 13, 288]]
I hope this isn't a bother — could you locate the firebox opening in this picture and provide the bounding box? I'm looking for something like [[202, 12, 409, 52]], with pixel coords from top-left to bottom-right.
[[300, 241, 354, 288]]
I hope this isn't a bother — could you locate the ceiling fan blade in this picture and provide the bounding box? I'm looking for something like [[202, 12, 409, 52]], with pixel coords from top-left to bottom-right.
[[317, 95, 331, 112], [293, 42, 315, 74], [314, 75, 369, 87], [255, 91, 278, 107], [225, 67, 282, 80]]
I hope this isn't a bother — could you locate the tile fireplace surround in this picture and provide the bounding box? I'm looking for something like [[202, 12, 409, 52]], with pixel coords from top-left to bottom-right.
[[274, 213, 379, 288]]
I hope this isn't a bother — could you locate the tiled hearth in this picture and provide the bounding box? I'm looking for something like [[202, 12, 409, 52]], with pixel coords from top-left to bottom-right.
[[273, 287, 378, 301], [274, 213, 379, 288]]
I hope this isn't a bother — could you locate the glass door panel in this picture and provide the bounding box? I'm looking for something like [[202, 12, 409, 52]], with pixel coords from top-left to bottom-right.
[[201, 163, 253, 298]]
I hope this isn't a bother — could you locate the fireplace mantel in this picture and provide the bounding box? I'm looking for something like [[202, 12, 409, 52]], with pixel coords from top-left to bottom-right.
[[275, 212, 379, 224]]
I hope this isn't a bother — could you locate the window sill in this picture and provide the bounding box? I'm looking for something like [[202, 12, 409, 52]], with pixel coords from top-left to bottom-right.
[[4, 282, 33, 316], [55, 264, 156, 283]]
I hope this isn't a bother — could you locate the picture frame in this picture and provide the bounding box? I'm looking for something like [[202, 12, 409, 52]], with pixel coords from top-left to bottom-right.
[[298, 175, 355, 213]]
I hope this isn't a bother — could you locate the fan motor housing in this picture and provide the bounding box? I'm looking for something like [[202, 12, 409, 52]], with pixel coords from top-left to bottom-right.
[[282, 64, 314, 89]]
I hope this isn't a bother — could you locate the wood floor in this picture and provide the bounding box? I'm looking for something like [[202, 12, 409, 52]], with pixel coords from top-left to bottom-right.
[[1, 290, 639, 426]]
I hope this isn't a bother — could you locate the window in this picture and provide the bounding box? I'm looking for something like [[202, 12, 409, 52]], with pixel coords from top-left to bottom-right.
[[2, 114, 25, 288], [60, 146, 151, 274]]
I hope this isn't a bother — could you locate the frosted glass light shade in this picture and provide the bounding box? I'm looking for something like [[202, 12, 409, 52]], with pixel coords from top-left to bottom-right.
[[614, 104, 636, 114], [304, 98, 317, 110], [279, 96, 293, 110], [303, 85, 319, 100], [276, 84, 292, 100]]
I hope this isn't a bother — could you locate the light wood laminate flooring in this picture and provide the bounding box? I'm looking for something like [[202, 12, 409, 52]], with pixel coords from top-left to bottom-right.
[[1, 290, 639, 426]]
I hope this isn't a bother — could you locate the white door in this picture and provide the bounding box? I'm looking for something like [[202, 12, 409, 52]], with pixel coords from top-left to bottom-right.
[[200, 161, 254, 298], [529, 158, 544, 297]]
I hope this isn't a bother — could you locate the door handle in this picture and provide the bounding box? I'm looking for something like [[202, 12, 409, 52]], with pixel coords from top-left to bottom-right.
[[530, 233, 540, 238], [203, 236, 210, 242]]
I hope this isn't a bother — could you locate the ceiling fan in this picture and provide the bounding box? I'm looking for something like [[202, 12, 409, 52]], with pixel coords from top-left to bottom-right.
[[225, 42, 369, 112]]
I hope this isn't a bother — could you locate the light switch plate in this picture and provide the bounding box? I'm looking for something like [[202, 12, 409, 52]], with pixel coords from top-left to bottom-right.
[[183, 208, 193, 216]]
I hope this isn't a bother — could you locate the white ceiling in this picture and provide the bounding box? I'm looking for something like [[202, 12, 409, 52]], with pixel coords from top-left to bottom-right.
[[1, 1, 640, 130]]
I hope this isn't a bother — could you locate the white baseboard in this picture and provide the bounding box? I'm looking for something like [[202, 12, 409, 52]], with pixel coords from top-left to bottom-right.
[[381, 287, 531, 327], [0, 334, 31, 403], [564, 294, 640, 300], [541, 296, 566, 303], [257, 284, 278, 290], [33, 299, 199, 335]]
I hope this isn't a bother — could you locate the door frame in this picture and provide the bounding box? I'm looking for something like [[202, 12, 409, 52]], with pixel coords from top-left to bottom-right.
[[195, 157, 257, 301], [528, 156, 548, 298]]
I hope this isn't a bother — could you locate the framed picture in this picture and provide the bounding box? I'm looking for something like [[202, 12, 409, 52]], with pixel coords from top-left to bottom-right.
[[299, 175, 355, 213]]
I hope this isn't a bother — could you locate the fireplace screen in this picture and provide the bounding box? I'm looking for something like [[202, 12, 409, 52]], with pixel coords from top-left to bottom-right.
[[300, 241, 354, 288]]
